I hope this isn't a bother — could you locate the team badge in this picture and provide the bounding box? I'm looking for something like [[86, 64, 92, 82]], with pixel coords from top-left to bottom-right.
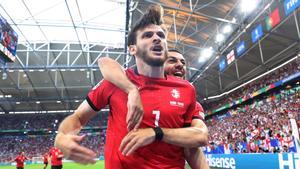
[[171, 89, 180, 99]]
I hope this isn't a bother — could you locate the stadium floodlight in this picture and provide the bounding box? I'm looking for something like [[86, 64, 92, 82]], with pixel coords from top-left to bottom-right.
[[240, 0, 259, 13], [222, 25, 232, 34], [231, 17, 237, 23], [2, 72, 7, 80], [199, 47, 214, 62], [5, 95, 12, 98], [216, 33, 225, 43]]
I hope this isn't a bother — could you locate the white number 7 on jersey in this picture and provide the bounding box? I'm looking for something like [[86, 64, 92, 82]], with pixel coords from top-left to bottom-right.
[[152, 110, 160, 127]]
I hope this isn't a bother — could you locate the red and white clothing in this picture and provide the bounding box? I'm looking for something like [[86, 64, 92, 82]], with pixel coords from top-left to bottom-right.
[[43, 154, 48, 163], [49, 147, 63, 166], [14, 155, 28, 168], [86, 69, 196, 169], [192, 102, 205, 120]]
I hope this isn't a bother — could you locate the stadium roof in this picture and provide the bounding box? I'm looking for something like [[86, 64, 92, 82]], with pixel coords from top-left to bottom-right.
[[0, 0, 299, 113]]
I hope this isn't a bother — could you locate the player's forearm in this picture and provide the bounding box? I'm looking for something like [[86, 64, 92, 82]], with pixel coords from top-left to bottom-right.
[[98, 57, 137, 93], [185, 148, 210, 169], [57, 114, 83, 135], [161, 126, 208, 148]]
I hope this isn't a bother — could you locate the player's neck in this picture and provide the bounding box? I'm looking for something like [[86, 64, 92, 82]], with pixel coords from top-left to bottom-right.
[[136, 59, 165, 78]]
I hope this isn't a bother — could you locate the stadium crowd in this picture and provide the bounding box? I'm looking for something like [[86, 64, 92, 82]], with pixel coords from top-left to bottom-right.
[[205, 85, 300, 154], [205, 58, 300, 111], [0, 131, 105, 163], [0, 111, 108, 131]]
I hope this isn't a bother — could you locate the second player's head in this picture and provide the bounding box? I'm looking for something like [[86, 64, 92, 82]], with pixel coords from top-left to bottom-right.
[[127, 5, 168, 67], [164, 49, 186, 80]]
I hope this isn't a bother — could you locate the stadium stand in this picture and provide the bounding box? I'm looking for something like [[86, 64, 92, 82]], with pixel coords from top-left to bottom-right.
[[205, 58, 300, 112], [205, 82, 300, 154]]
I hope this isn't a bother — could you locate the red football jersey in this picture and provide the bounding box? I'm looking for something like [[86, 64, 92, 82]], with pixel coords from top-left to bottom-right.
[[49, 148, 63, 166], [87, 69, 196, 169], [192, 102, 205, 120], [43, 154, 48, 163], [15, 155, 27, 168]]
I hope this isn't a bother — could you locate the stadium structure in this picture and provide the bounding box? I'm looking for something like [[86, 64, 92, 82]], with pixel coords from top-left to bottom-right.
[[0, 0, 299, 169]]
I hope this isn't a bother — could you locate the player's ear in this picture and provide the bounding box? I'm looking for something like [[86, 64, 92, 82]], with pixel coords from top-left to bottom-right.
[[128, 45, 137, 56]]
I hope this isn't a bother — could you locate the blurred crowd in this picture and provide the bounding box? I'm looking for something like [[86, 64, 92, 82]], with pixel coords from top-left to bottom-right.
[[0, 130, 106, 163], [205, 58, 300, 111], [205, 85, 300, 154], [0, 111, 108, 131]]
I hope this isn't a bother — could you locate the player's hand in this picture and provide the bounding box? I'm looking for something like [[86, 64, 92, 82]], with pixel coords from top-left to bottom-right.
[[119, 128, 155, 156], [54, 133, 97, 165], [126, 88, 144, 131]]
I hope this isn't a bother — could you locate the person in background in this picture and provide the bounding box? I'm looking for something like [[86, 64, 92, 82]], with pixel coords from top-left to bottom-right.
[[43, 152, 49, 169], [11, 151, 30, 169], [49, 147, 63, 169]]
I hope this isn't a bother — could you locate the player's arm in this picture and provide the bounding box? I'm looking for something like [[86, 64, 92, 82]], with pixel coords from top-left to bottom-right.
[[54, 101, 97, 164], [120, 90, 208, 156], [120, 119, 209, 156], [184, 120, 210, 169], [185, 146, 209, 169], [161, 119, 208, 147], [98, 57, 143, 130]]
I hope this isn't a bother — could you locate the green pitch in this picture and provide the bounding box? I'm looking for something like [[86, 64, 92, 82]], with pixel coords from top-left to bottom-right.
[[0, 161, 194, 169], [0, 161, 105, 169]]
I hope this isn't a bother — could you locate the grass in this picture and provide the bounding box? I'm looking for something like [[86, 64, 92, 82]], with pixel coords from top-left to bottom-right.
[[0, 161, 105, 169], [0, 161, 194, 169]]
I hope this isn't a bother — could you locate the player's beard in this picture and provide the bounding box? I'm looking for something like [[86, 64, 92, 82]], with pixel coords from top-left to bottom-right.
[[136, 45, 167, 67]]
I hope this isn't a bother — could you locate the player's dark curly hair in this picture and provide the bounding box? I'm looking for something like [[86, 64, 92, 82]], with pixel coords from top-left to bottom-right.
[[128, 5, 165, 46]]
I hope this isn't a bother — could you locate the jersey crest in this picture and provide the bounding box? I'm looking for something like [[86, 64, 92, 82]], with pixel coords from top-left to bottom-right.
[[171, 89, 180, 99]]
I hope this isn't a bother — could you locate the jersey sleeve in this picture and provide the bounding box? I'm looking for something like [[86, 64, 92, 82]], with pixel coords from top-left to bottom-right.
[[183, 85, 197, 126], [86, 80, 117, 111], [192, 102, 205, 120]]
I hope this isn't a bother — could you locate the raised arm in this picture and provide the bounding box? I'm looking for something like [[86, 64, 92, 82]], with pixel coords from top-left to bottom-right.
[[98, 57, 143, 130], [54, 101, 97, 164]]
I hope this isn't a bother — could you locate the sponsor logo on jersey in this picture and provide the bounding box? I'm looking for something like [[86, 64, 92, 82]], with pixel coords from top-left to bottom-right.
[[170, 101, 184, 107]]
